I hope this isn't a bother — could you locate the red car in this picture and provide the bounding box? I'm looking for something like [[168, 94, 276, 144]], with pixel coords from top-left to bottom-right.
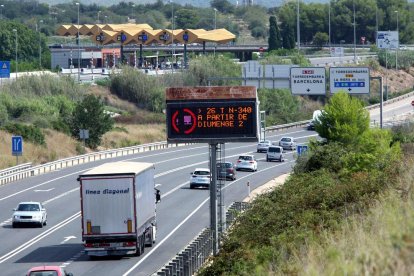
[[26, 266, 73, 276]]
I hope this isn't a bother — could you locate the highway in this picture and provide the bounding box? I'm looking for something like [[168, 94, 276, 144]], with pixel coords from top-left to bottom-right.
[[0, 95, 413, 276]]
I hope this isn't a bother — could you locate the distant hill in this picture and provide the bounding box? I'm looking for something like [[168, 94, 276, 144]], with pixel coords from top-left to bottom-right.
[[41, 0, 329, 8]]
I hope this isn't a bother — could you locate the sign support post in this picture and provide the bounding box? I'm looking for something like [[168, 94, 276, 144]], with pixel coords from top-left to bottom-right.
[[209, 143, 218, 256]]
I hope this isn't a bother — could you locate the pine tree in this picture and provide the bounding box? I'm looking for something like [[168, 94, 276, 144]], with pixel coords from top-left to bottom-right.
[[268, 16, 281, 51]]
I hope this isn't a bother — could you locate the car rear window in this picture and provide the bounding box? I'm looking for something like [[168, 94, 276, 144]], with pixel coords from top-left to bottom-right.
[[239, 156, 252, 161], [194, 171, 210, 176], [29, 271, 58, 276], [268, 147, 281, 153], [281, 137, 292, 142]]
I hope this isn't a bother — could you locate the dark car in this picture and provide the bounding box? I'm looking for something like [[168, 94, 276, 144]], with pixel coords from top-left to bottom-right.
[[216, 162, 236, 181]]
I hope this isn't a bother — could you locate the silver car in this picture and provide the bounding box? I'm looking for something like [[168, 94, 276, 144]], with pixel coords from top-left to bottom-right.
[[279, 137, 297, 151], [12, 202, 47, 228], [190, 168, 211, 189], [257, 140, 272, 153], [266, 146, 284, 162], [235, 155, 258, 172]]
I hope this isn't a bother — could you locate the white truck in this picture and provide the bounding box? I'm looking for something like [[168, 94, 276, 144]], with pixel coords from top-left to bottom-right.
[[78, 161, 159, 257]]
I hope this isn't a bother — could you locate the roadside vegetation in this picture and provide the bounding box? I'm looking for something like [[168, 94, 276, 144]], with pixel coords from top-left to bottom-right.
[[199, 92, 412, 275]]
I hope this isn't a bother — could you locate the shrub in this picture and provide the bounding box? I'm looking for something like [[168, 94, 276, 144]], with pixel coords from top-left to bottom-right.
[[2, 122, 45, 145]]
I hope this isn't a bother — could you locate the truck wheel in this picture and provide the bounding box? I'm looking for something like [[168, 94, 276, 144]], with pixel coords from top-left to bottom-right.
[[135, 235, 145, 256]]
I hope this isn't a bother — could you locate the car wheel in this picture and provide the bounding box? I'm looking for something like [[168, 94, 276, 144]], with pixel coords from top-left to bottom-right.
[[38, 222, 43, 228], [12, 222, 17, 228], [190, 184, 194, 189]]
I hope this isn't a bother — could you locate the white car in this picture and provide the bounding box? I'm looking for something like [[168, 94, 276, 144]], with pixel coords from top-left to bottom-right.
[[279, 137, 297, 151], [235, 155, 258, 172], [190, 168, 211, 189], [257, 140, 272, 152], [267, 146, 284, 162], [12, 201, 47, 228]]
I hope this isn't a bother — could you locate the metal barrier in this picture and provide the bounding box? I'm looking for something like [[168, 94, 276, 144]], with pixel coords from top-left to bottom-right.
[[0, 162, 32, 177], [153, 202, 250, 276], [0, 141, 186, 186]]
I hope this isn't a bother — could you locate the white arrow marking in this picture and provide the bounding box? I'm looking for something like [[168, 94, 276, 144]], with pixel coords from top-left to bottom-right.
[[34, 188, 55, 192], [60, 236, 76, 244]]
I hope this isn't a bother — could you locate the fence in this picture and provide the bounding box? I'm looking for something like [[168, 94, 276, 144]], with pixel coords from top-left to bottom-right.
[[153, 202, 250, 276]]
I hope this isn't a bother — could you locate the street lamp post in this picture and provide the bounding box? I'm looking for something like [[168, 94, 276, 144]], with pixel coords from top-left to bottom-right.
[[328, 0, 331, 50], [1, 5, 4, 20], [297, 0, 300, 51], [98, 10, 101, 24], [353, 0, 356, 63], [395, 10, 399, 70], [170, 0, 174, 73], [76, 2, 80, 82], [12, 29, 17, 79], [214, 8, 217, 29], [39, 20, 43, 69]]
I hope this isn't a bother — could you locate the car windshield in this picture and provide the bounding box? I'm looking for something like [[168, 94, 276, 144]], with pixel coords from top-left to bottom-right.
[[17, 204, 40, 211], [259, 141, 270, 145], [281, 138, 292, 142], [194, 171, 210, 176], [29, 271, 58, 276], [268, 147, 281, 153], [239, 156, 252, 161], [218, 163, 233, 168]]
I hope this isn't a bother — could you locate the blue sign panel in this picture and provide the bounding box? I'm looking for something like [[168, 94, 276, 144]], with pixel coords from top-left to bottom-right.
[[297, 145, 308, 156], [183, 33, 189, 42], [12, 136, 23, 156], [334, 82, 365, 88], [0, 61, 11, 78], [138, 34, 148, 42]]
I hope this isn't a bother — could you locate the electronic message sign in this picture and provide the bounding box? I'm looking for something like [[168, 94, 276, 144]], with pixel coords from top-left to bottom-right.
[[166, 86, 259, 143]]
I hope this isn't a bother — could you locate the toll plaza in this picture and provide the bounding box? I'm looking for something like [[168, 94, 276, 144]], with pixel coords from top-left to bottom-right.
[[54, 23, 236, 70]]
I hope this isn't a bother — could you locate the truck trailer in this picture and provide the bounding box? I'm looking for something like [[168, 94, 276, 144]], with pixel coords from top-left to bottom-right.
[[78, 161, 158, 257]]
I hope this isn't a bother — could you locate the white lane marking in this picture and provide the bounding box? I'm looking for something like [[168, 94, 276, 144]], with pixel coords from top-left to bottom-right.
[[162, 181, 189, 197], [34, 188, 55, 192], [0, 218, 12, 227], [0, 145, 210, 202], [122, 197, 209, 276], [0, 212, 80, 264], [0, 171, 83, 202], [42, 188, 79, 205], [60, 236, 76, 244], [123, 159, 296, 275]]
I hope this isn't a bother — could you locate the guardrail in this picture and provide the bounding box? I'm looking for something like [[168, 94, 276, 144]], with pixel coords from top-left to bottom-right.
[[0, 163, 32, 177], [0, 142, 186, 186], [153, 202, 250, 276]]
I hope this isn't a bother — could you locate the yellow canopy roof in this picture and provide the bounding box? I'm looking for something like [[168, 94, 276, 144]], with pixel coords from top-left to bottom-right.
[[196, 28, 236, 44], [79, 24, 94, 35], [56, 25, 72, 36], [67, 24, 82, 36]]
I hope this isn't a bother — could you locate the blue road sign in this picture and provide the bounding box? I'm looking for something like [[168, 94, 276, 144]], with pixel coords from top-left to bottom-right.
[[12, 136, 23, 156], [0, 61, 11, 78], [297, 145, 308, 156], [183, 33, 189, 42]]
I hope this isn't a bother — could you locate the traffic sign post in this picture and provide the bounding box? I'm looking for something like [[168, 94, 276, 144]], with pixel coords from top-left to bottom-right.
[[297, 145, 308, 156], [330, 67, 370, 94], [12, 135, 23, 165], [0, 61, 11, 79], [290, 67, 326, 95]]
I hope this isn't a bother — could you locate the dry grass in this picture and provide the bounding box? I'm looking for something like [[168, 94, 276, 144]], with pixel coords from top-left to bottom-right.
[[0, 129, 81, 169], [0, 123, 166, 170], [100, 123, 166, 149], [285, 158, 414, 275]]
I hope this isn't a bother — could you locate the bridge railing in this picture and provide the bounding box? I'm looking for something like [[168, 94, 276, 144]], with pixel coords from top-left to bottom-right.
[[153, 202, 250, 276]]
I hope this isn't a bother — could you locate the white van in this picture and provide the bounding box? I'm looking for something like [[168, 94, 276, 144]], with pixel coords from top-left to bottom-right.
[[266, 146, 284, 162]]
